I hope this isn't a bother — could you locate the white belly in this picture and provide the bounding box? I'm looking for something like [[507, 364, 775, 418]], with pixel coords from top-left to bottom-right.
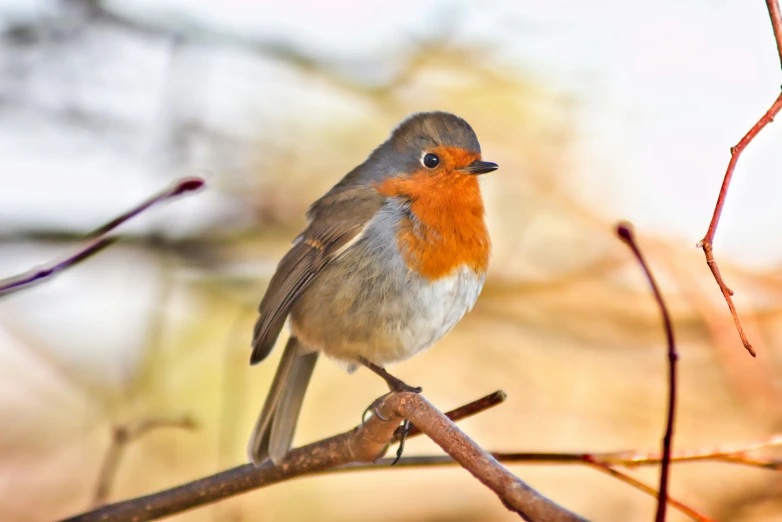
[[294, 265, 486, 369], [384, 266, 485, 363]]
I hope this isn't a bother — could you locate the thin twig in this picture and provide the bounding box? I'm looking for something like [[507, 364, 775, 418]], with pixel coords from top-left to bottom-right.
[[616, 222, 677, 522], [605, 433, 782, 468], [336, 458, 711, 519], [93, 416, 197, 506], [697, 93, 782, 358], [333, 432, 782, 472], [0, 177, 205, 296], [392, 390, 507, 441], [697, 0, 782, 357], [332, 434, 782, 520], [61, 391, 585, 522], [766, 0, 782, 67], [0, 237, 119, 295], [583, 459, 716, 522]]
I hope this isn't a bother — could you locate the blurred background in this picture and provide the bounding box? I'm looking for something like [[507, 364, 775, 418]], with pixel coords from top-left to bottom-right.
[[1, 0, 782, 521]]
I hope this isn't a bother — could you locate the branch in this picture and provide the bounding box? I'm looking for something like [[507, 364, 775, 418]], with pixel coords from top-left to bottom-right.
[[391, 394, 586, 521], [61, 391, 586, 522], [392, 389, 507, 441], [616, 223, 678, 522], [767, 0, 782, 67], [336, 433, 782, 521], [583, 460, 715, 522], [338, 432, 782, 472], [697, 0, 782, 358], [93, 416, 197, 507], [0, 177, 205, 296]]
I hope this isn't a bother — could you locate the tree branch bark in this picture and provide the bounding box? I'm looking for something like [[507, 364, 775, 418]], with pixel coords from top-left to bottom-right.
[[60, 392, 586, 522], [392, 393, 586, 521]]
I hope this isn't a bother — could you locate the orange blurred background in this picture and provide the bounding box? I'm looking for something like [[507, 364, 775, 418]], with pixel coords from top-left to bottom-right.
[[1, 1, 782, 521]]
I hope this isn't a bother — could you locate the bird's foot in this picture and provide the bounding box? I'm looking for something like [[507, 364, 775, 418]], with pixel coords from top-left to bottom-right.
[[391, 419, 412, 465], [359, 394, 413, 465], [357, 356, 423, 394], [362, 393, 392, 422]]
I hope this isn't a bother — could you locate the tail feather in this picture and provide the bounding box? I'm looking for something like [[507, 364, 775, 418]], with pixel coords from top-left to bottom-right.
[[248, 337, 318, 466], [268, 349, 318, 463]]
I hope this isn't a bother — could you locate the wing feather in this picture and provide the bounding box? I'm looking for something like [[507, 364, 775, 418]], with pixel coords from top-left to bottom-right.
[[250, 186, 383, 364]]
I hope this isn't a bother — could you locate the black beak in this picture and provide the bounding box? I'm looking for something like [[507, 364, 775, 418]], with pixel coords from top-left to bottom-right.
[[459, 160, 498, 175]]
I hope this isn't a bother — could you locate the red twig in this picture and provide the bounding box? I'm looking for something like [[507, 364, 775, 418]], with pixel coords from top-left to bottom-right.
[[697, 94, 782, 358], [617, 223, 677, 522], [0, 177, 204, 297], [766, 0, 782, 67], [698, 0, 782, 358]]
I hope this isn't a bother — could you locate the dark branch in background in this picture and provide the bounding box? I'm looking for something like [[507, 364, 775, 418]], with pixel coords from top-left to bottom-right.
[[56, 0, 501, 112], [93, 416, 197, 507], [616, 222, 678, 522], [697, 0, 782, 358], [0, 177, 204, 297], [61, 391, 586, 522]]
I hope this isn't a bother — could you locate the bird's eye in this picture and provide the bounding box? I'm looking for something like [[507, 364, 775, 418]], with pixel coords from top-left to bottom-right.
[[422, 153, 440, 169]]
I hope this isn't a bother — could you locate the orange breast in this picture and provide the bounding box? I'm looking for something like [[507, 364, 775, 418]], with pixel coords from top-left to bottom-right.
[[376, 169, 490, 280]]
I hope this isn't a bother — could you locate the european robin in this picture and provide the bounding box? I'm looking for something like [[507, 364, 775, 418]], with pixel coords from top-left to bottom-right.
[[248, 111, 497, 466]]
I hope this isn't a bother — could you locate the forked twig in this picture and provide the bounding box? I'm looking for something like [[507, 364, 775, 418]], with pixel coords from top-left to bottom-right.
[[0, 177, 205, 296], [616, 222, 678, 522], [697, 0, 782, 357], [93, 416, 197, 506], [697, 93, 782, 358]]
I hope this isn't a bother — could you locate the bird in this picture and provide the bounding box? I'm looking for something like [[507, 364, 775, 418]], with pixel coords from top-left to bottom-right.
[[248, 111, 497, 466]]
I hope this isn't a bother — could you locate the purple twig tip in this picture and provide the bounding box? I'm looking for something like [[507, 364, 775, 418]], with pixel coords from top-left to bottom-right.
[[616, 221, 634, 243], [171, 177, 206, 196]]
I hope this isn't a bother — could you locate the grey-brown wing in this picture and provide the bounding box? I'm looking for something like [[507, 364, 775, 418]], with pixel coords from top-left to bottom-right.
[[250, 186, 383, 364]]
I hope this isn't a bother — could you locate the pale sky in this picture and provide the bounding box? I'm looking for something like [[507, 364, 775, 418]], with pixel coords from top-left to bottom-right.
[[1, 0, 781, 379], [2, 0, 780, 266]]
